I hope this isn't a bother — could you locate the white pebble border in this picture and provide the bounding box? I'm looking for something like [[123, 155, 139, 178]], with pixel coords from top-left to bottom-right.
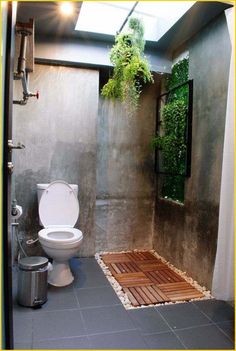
[[95, 249, 213, 310]]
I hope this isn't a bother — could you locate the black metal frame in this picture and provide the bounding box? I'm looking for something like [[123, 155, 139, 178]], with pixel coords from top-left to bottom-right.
[[155, 79, 193, 177], [118, 1, 138, 34], [2, 2, 16, 349]]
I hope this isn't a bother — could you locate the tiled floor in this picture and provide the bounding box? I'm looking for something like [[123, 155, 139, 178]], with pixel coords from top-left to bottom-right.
[[13, 258, 234, 350]]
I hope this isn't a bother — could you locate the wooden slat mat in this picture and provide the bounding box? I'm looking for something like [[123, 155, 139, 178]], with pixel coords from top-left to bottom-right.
[[101, 251, 204, 307]]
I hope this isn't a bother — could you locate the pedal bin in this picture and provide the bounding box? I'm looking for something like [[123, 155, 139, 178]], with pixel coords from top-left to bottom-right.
[[17, 256, 48, 307]]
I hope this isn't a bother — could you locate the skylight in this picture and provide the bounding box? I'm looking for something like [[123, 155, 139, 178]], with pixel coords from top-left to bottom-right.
[[75, 2, 136, 36], [75, 1, 195, 42]]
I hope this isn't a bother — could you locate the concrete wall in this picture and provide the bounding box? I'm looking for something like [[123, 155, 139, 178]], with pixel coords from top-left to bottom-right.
[[13, 63, 160, 258], [95, 77, 160, 252], [34, 36, 172, 73], [13, 64, 99, 257], [153, 13, 231, 289]]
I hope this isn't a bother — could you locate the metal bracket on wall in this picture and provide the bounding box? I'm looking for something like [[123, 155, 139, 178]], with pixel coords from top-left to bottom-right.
[[8, 139, 25, 151], [7, 162, 14, 174], [7, 140, 25, 174]]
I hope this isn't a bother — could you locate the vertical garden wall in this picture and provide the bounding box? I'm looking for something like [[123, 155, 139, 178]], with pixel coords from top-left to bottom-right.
[[152, 58, 190, 203]]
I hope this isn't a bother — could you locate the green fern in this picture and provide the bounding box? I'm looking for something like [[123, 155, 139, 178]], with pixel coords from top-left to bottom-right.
[[101, 18, 153, 113]]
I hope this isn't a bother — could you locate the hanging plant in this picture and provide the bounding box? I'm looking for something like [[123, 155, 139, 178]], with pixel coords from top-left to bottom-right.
[[101, 17, 154, 113]]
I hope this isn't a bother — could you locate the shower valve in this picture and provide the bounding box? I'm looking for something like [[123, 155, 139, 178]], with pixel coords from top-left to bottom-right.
[[24, 90, 39, 99]]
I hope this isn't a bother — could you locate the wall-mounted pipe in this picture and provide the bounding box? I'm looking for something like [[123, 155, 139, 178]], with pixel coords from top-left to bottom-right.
[[17, 29, 28, 75], [13, 19, 39, 105]]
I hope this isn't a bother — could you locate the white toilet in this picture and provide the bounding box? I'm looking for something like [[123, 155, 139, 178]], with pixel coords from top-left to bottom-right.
[[37, 180, 83, 287]]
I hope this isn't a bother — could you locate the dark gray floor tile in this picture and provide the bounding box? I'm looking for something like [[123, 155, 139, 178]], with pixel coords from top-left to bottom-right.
[[31, 288, 78, 313], [71, 257, 110, 289], [176, 325, 234, 350], [192, 299, 234, 322], [77, 258, 103, 271], [14, 284, 77, 315], [73, 268, 110, 288], [14, 258, 233, 351], [71, 257, 103, 274], [14, 341, 32, 350], [32, 309, 86, 341], [75, 285, 121, 308], [216, 320, 235, 341], [13, 315, 33, 343], [144, 331, 186, 349], [128, 307, 171, 335], [13, 299, 34, 317], [33, 336, 91, 349], [89, 329, 148, 349], [48, 281, 74, 292], [81, 305, 135, 334], [156, 302, 212, 330]]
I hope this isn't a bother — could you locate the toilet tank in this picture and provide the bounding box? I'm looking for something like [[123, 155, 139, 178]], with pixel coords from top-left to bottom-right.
[[37, 183, 79, 227]]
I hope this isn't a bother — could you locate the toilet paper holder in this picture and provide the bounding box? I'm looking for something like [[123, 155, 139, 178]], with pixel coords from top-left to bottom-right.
[[11, 199, 23, 220]]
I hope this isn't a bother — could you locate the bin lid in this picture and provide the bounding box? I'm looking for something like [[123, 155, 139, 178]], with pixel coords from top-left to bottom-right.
[[19, 256, 48, 271]]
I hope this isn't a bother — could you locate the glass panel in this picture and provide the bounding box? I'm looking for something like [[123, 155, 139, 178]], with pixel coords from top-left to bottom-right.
[[128, 1, 195, 41], [75, 1, 195, 42], [75, 2, 135, 35]]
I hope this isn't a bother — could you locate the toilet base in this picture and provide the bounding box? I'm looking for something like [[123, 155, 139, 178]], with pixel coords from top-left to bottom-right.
[[48, 261, 74, 287]]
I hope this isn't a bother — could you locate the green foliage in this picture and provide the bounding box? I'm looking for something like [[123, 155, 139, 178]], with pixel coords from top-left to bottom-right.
[[101, 17, 154, 113], [166, 58, 189, 90], [166, 57, 189, 108], [161, 175, 185, 203], [151, 100, 187, 175], [151, 57, 189, 202]]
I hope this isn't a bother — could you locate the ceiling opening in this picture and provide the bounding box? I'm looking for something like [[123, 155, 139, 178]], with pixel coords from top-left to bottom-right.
[[75, 1, 195, 42]]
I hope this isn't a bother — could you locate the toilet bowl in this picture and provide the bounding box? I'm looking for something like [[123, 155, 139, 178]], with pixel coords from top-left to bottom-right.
[[37, 181, 83, 287]]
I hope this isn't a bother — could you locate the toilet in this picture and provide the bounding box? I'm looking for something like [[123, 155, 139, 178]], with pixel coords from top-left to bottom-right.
[[37, 180, 83, 287]]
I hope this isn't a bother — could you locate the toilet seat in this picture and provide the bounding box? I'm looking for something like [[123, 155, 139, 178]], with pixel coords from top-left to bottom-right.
[[39, 227, 83, 242], [38, 228, 83, 249]]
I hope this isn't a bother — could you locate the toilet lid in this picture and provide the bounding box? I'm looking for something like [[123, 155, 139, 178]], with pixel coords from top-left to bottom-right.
[[39, 181, 79, 228]]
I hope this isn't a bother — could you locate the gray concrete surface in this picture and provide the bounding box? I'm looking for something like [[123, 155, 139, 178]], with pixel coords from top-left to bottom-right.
[[34, 36, 172, 74], [13, 65, 99, 257], [95, 77, 160, 252], [13, 64, 159, 258], [153, 13, 231, 288]]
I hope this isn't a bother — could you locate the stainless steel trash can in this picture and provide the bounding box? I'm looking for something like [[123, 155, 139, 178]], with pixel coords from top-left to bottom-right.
[[17, 256, 48, 307]]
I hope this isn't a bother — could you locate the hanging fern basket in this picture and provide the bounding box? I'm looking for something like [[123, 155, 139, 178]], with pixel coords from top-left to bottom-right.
[[101, 18, 154, 114]]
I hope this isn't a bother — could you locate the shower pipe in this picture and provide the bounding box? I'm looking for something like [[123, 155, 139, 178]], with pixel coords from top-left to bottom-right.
[[13, 22, 39, 105]]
